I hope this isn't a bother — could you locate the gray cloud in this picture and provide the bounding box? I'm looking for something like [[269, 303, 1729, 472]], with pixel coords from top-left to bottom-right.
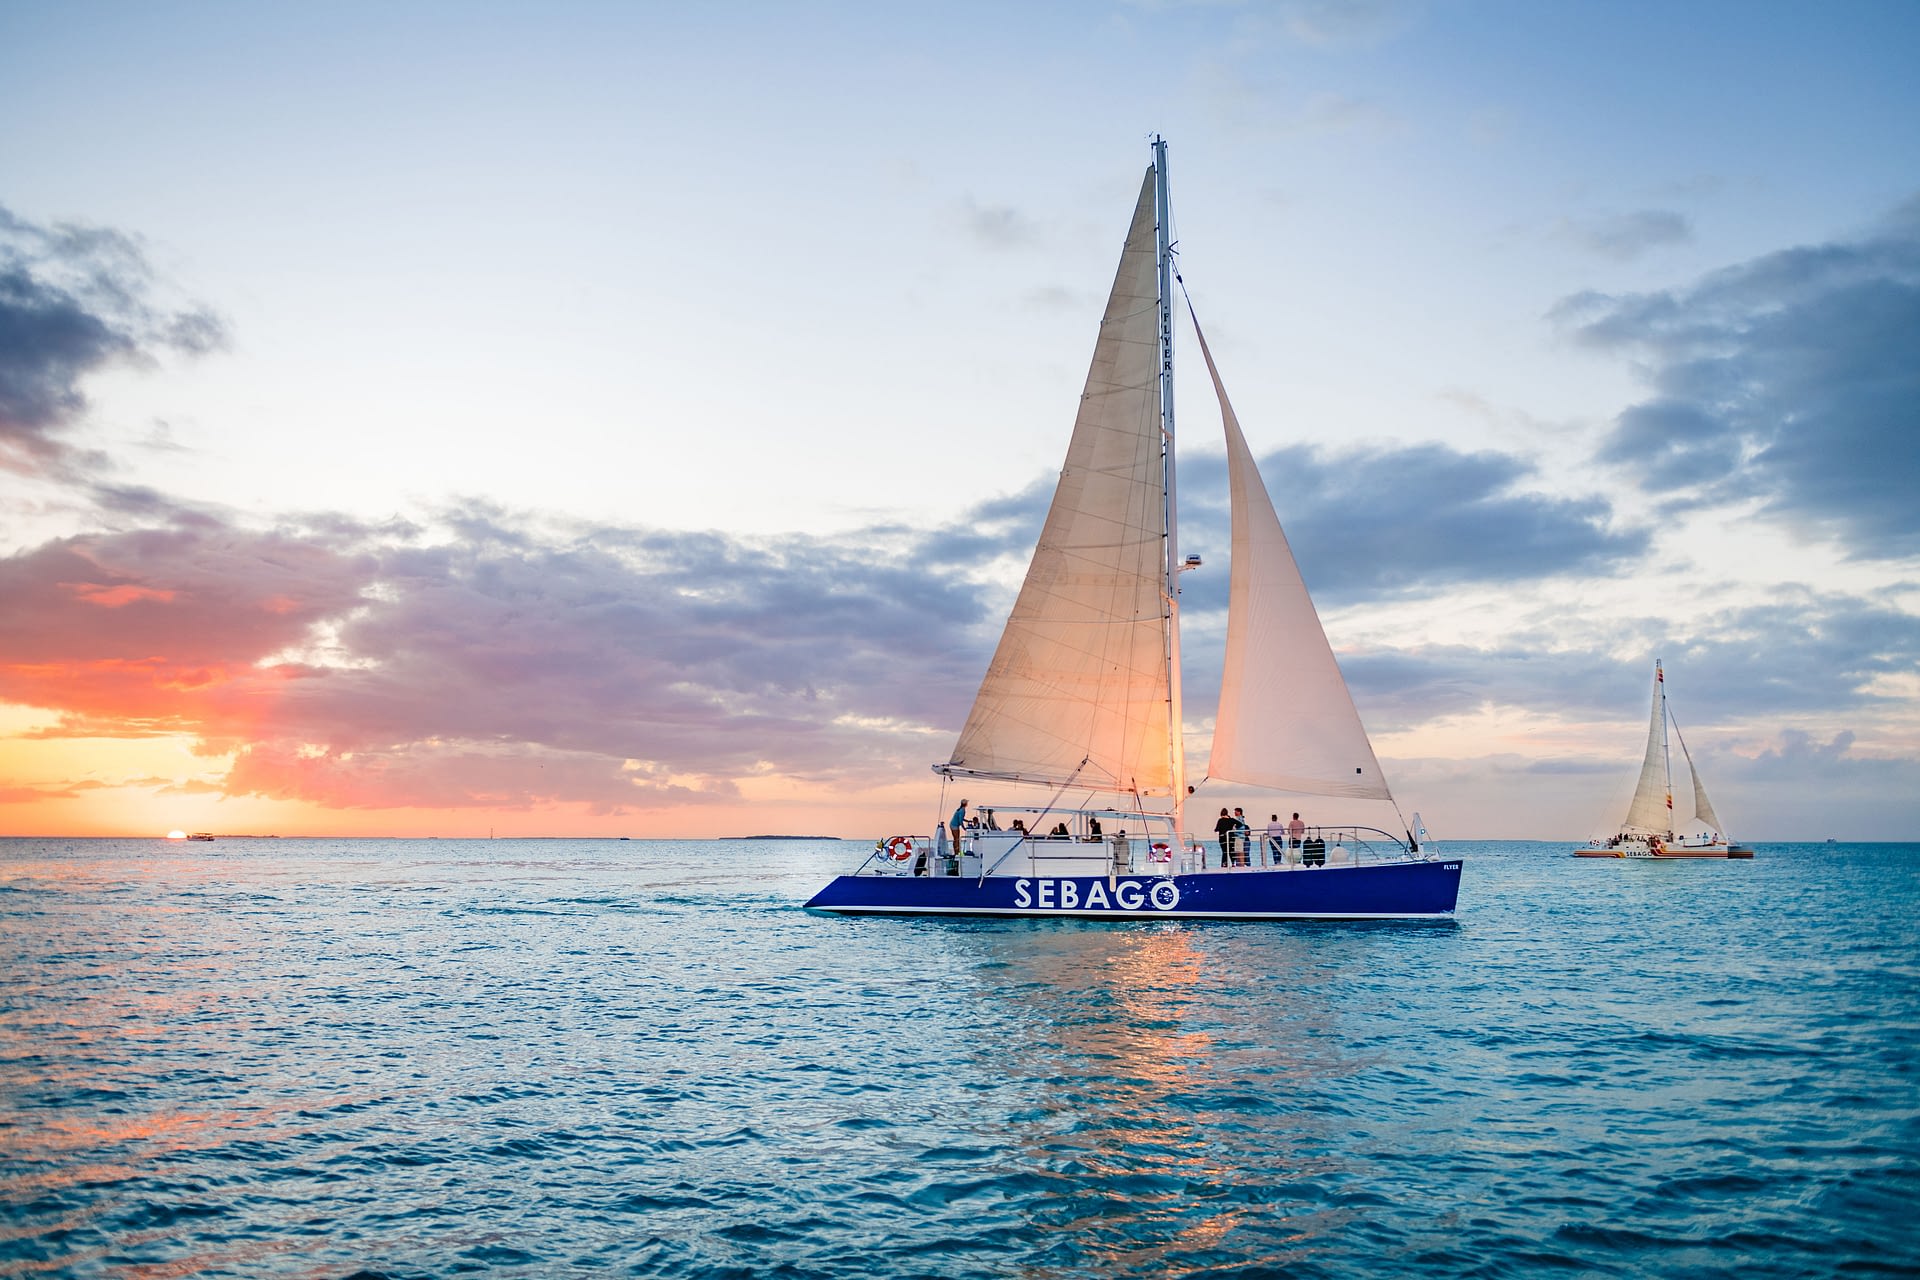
[[1720, 728, 1920, 839], [1175, 442, 1646, 606], [908, 477, 1053, 571], [1325, 592, 1920, 731], [1559, 193, 1920, 556], [0, 205, 226, 481]]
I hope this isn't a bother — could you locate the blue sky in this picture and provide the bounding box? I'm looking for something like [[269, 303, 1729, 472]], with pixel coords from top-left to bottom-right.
[[2, 0, 1917, 838]]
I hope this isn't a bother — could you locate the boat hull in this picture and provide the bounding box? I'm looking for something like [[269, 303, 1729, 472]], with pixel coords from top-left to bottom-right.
[[1573, 842, 1751, 859], [805, 858, 1462, 920]]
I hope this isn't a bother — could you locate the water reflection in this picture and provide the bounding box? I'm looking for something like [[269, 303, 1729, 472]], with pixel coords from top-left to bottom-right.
[[945, 921, 1390, 1274]]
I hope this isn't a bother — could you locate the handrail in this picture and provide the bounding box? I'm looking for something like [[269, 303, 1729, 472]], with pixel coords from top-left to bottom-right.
[[855, 818, 1422, 877]]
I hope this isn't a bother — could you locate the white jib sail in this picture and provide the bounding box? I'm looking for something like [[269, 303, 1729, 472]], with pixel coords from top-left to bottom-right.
[[1189, 316, 1393, 801], [1672, 722, 1725, 835], [944, 169, 1174, 796], [1622, 668, 1672, 835], [1690, 769, 1724, 836]]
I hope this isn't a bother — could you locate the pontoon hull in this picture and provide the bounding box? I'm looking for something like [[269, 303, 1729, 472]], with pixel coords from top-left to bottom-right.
[[805, 858, 1462, 920], [1574, 841, 1753, 859]]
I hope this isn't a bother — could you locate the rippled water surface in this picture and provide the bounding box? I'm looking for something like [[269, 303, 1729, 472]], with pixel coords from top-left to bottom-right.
[[3, 837, 1917, 1278]]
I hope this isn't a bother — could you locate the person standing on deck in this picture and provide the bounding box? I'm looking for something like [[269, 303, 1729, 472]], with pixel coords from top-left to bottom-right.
[[950, 799, 968, 862], [1214, 808, 1236, 866], [1266, 814, 1287, 864], [1288, 812, 1306, 848], [1231, 807, 1251, 866]]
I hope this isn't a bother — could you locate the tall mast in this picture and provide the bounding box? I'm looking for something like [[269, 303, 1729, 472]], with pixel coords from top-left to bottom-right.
[[1658, 659, 1674, 839], [1154, 135, 1187, 839]]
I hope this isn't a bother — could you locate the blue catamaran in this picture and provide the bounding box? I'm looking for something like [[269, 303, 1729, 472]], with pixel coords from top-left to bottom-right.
[[808, 139, 1461, 920]]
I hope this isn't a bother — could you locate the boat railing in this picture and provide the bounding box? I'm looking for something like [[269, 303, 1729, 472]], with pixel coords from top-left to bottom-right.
[[1194, 824, 1419, 870], [852, 822, 1421, 877]]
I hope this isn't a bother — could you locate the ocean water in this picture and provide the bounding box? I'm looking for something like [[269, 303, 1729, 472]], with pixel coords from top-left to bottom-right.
[[2, 837, 1916, 1279]]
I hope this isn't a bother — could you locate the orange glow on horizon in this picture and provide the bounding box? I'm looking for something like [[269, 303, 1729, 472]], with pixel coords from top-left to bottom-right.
[[0, 740, 941, 841]]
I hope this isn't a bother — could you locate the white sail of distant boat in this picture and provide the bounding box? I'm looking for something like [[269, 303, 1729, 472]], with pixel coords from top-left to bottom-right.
[[1676, 726, 1725, 835], [808, 137, 1460, 918], [1576, 660, 1753, 859]]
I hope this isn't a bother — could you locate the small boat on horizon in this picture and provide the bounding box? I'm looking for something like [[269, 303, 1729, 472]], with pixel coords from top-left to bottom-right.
[[807, 139, 1461, 921], [186, 833, 215, 842], [1575, 660, 1754, 859]]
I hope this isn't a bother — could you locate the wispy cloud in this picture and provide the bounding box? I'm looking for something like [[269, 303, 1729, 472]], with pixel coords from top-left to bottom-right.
[[956, 198, 1043, 250], [1143, 0, 1423, 49], [1556, 209, 1693, 261]]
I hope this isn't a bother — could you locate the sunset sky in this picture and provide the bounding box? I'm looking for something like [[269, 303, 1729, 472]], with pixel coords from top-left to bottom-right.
[[3, 0, 1917, 840]]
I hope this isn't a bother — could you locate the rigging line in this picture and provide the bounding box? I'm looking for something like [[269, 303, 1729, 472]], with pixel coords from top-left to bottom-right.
[[936, 774, 952, 860], [1389, 798, 1418, 855], [1172, 276, 1207, 361], [1124, 780, 1172, 858], [977, 757, 1090, 885], [1667, 707, 1698, 766]]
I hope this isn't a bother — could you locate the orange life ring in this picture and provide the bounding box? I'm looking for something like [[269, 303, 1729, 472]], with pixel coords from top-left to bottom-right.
[[883, 835, 916, 862], [1149, 842, 1172, 860]]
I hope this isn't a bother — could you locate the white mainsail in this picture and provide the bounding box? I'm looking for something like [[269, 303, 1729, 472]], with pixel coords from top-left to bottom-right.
[[1621, 666, 1673, 835], [943, 170, 1175, 797], [1190, 319, 1393, 800]]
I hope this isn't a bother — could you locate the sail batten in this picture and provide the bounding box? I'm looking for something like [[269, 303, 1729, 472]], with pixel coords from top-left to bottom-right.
[[944, 169, 1175, 798]]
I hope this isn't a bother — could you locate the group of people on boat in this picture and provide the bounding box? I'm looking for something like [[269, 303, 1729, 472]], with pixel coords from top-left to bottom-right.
[[939, 797, 1326, 871], [947, 799, 1107, 847], [1213, 807, 1308, 866], [915, 796, 1373, 881]]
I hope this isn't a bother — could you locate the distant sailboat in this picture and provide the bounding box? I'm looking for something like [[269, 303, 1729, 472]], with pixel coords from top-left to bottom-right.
[[1576, 660, 1754, 859], [807, 138, 1461, 919]]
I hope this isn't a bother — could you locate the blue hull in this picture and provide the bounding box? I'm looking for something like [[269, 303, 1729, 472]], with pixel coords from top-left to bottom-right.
[[805, 858, 1462, 920]]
